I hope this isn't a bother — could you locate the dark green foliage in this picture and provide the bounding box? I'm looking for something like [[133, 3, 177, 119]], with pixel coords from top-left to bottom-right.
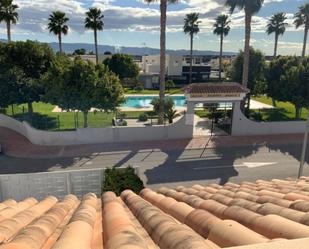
[[165, 80, 175, 90], [228, 47, 266, 94], [138, 113, 148, 122], [165, 108, 177, 124], [103, 54, 139, 80], [207, 111, 224, 124], [151, 97, 174, 114], [103, 167, 144, 195], [43, 56, 124, 127], [251, 112, 263, 122], [151, 97, 177, 123], [266, 56, 309, 119], [0, 40, 54, 111], [134, 82, 144, 91], [73, 48, 86, 55]]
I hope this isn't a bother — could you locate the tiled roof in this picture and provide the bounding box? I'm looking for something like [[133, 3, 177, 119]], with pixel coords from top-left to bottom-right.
[[2, 178, 309, 248], [185, 83, 250, 97]]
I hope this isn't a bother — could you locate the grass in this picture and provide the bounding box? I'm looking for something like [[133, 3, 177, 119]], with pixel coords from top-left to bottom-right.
[[4, 102, 160, 131], [124, 88, 184, 95], [252, 96, 308, 121]]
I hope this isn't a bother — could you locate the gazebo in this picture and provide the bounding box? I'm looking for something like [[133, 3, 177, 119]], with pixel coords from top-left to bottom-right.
[[184, 83, 249, 134]]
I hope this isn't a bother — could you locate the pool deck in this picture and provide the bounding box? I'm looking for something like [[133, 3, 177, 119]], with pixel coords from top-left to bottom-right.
[[52, 94, 274, 113]]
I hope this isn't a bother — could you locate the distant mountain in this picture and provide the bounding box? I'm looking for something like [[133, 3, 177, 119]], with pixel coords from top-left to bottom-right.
[[0, 39, 237, 56], [49, 42, 237, 56]]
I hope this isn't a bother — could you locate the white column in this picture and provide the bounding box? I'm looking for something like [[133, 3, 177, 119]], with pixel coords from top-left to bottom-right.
[[186, 101, 195, 125]]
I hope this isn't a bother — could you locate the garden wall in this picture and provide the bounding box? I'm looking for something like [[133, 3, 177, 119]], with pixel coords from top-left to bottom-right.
[[231, 102, 307, 135], [0, 114, 194, 146]]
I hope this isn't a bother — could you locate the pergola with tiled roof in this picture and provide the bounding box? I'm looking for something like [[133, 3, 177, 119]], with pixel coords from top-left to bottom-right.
[[184, 83, 249, 127], [185, 83, 249, 102]]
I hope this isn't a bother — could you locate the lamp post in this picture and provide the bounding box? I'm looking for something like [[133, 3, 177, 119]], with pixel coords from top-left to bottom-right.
[[298, 110, 309, 178]]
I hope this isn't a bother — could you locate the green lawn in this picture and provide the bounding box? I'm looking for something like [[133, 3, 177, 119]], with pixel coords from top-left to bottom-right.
[[124, 88, 183, 95], [5, 102, 115, 131], [4, 102, 161, 131], [252, 96, 308, 121]]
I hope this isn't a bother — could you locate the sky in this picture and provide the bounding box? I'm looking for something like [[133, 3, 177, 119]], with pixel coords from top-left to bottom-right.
[[0, 0, 308, 56]]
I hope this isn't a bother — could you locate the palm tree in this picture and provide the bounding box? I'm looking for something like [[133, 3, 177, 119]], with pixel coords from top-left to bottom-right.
[[213, 14, 231, 81], [0, 0, 18, 42], [48, 11, 69, 54], [266, 12, 288, 57], [294, 3, 309, 57], [85, 8, 104, 65], [225, 0, 264, 88], [145, 0, 179, 125], [184, 12, 201, 84]]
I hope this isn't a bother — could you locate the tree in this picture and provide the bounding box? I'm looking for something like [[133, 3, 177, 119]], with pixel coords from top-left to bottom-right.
[[103, 54, 139, 80], [73, 48, 86, 55], [144, 0, 179, 124], [225, 0, 264, 88], [0, 67, 20, 109], [43, 57, 124, 128], [183, 12, 201, 84], [0, 40, 55, 114], [294, 3, 309, 57], [229, 47, 266, 96], [213, 14, 231, 81], [266, 12, 288, 57], [166, 80, 175, 91], [85, 7, 104, 65], [266, 56, 309, 119], [48, 11, 69, 54], [0, 0, 18, 42]]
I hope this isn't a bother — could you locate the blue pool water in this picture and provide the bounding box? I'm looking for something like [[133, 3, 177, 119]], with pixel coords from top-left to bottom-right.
[[122, 95, 233, 109], [122, 96, 186, 108]]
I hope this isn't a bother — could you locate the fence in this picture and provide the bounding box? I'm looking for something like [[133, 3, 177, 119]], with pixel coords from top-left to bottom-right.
[[0, 168, 105, 201], [1, 104, 163, 131]]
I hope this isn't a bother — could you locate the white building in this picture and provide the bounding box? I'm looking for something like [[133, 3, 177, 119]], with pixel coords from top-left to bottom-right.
[[140, 55, 183, 76]]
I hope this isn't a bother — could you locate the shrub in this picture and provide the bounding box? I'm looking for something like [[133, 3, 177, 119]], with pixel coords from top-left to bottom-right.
[[207, 111, 224, 123], [134, 82, 144, 91], [251, 112, 263, 122], [151, 97, 175, 114], [117, 120, 127, 126], [103, 166, 144, 195], [139, 113, 148, 122]]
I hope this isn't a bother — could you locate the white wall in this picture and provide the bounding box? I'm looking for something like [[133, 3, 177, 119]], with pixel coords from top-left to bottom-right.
[[0, 114, 27, 137], [0, 114, 193, 146], [231, 102, 307, 135]]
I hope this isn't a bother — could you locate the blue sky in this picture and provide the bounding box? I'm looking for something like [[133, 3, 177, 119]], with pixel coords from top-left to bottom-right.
[[0, 0, 307, 55]]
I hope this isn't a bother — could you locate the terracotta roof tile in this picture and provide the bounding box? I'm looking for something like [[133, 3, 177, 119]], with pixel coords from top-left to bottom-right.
[[185, 83, 249, 97], [2, 178, 309, 248]]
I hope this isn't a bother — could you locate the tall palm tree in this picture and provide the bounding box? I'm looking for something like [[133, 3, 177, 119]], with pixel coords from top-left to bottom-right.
[[184, 12, 201, 84], [85, 7, 104, 65], [0, 0, 18, 42], [145, 0, 179, 124], [48, 11, 69, 54], [213, 14, 230, 81], [294, 3, 309, 57], [266, 12, 288, 57], [225, 0, 264, 88]]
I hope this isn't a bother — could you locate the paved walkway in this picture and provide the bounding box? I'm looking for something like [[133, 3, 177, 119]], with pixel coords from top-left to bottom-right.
[[0, 127, 305, 159]]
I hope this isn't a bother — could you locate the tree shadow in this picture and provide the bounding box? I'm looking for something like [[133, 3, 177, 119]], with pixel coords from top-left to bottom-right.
[[144, 140, 260, 186], [260, 108, 304, 122], [12, 113, 58, 130]]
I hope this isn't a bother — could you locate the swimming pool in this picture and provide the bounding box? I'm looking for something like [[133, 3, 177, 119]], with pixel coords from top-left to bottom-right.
[[122, 96, 186, 108], [122, 95, 233, 109]]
